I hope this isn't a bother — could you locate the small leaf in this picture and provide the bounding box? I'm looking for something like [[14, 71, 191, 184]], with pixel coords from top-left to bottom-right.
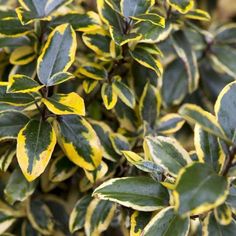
[[144, 136, 192, 176], [37, 23, 77, 85], [93, 176, 169, 211], [42, 92, 85, 116], [54, 115, 103, 171], [0, 110, 29, 141], [215, 23, 236, 44], [78, 63, 107, 80], [167, 0, 194, 14], [131, 13, 165, 27], [101, 83, 118, 110], [109, 133, 130, 154], [10, 46, 35, 65], [173, 162, 229, 216], [0, 210, 15, 235], [214, 204, 232, 226], [185, 9, 211, 21], [7, 74, 43, 93], [47, 71, 75, 86], [142, 207, 190, 236], [17, 119, 56, 181]]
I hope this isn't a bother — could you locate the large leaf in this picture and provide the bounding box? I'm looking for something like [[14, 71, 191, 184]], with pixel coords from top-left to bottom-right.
[[42, 93, 85, 116], [54, 115, 102, 171], [215, 81, 236, 143], [0, 111, 29, 141], [173, 162, 229, 216], [93, 176, 169, 211], [17, 119, 56, 181], [144, 136, 192, 176], [142, 207, 190, 236], [37, 23, 76, 85], [120, 0, 154, 18]]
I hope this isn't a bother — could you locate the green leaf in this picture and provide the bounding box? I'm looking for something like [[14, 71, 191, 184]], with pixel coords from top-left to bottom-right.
[[37, 23, 76, 85], [0, 210, 15, 235], [0, 145, 15, 172], [78, 63, 107, 80], [0, 110, 29, 141], [54, 115, 103, 171], [49, 155, 78, 183], [101, 83, 118, 110], [7, 74, 43, 93], [113, 80, 136, 109], [144, 136, 192, 176], [109, 133, 130, 155], [131, 13, 165, 27], [17, 0, 72, 24], [17, 119, 57, 182], [4, 168, 36, 205], [214, 204, 232, 226], [210, 45, 236, 77], [0, 10, 31, 37], [130, 47, 163, 77], [85, 199, 116, 236], [50, 11, 101, 32], [173, 162, 229, 216], [42, 92, 85, 116], [215, 81, 236, 143], [93, 176, 169, 211], [27, 199, 54, 235], [179, 103, 230, 143], [167, 0, 194, 14], [157, 113, 185, 135], [69, 195, 92, 233], [202, 212, 236, 236], [139, 83, 161, 127], [142, 207, 190, 236], [0, 83, 37, 107], [185, 9, 211, 21], [215, 23, 236, 44], [172, 30, 199, 92], [162, 59, 188, 107], [194, 124, 225, 173], [120, 0, 154, 18], [46, 72, 75, 86]]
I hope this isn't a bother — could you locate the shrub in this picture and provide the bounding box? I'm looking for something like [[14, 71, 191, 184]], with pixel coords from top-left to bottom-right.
[[0, 0, 236, 235]]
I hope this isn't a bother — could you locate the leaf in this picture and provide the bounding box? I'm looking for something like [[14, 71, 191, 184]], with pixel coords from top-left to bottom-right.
[[37, 23, 76, 85], [90, 120, 119, 162], [69, 195, 92, 233], [215, 81, 236, 143], [179, 103, 229, 142], [0, 110, 29, 141], [210, 45, 236, 77], [142, 207, 190, 236], [50, 11, 101, 32], [167, 0, 194, 14], [0, 10, 31, 37], [0, 83, 37, 107], [214, 204, 232, 226], [83, 79, 99, 94], [0, 210, 15, 235], [7, 74, 43, 93], [113, 80, 136, 109], [10, 46, 35, 65], [42, 92, 85, 116], [173, 162, 229, 216], [130, 211, 152, 236], [194, 124, 225, 172], [4, 168, 36, 205], [157, 113, 185, 135], [17, 0, 72, 24], [85, 199, 116, 236], [49, 155, 78, 182], [202, 212, 236, 236], [131, 13, 165, 27], [0, 145, 15, 172], [185, 9, 211, 21], [54, 115, 102, 171], [78, 63, 107, 80], [109, 133, 130, 155], [27, 199, 54, 235], [162, 59, 188, 107], [130, 47, 163, 77], [215, 23, 236, 44], [120, 0, 154, 18], [93, 176, 169, 211], [17, 119, 57, 182], [144, 136, 192, 176], [172, 30, 199, 92], [46, 72, 75, 86], [101, 83, 118, 110], [82, 29, 112, 57], [139, 83, 161, 127]]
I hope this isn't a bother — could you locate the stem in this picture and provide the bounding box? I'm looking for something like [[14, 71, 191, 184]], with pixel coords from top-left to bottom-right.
[[222, 146, 236, 176]]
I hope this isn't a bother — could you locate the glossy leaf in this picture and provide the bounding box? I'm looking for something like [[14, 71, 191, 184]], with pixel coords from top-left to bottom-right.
[[167, 0, 194, 14], [101, 83, 118, 110], [10, 46, 35, 65]]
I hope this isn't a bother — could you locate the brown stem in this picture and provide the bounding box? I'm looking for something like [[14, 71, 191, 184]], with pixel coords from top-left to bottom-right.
[[222, 146, 236, 176]]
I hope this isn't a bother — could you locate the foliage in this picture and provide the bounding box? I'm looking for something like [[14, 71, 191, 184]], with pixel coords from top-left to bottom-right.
[[0, 0, 236, 235]]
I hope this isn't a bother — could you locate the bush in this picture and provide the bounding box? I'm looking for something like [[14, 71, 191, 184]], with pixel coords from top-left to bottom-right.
[[0, 0, 236, 235]]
